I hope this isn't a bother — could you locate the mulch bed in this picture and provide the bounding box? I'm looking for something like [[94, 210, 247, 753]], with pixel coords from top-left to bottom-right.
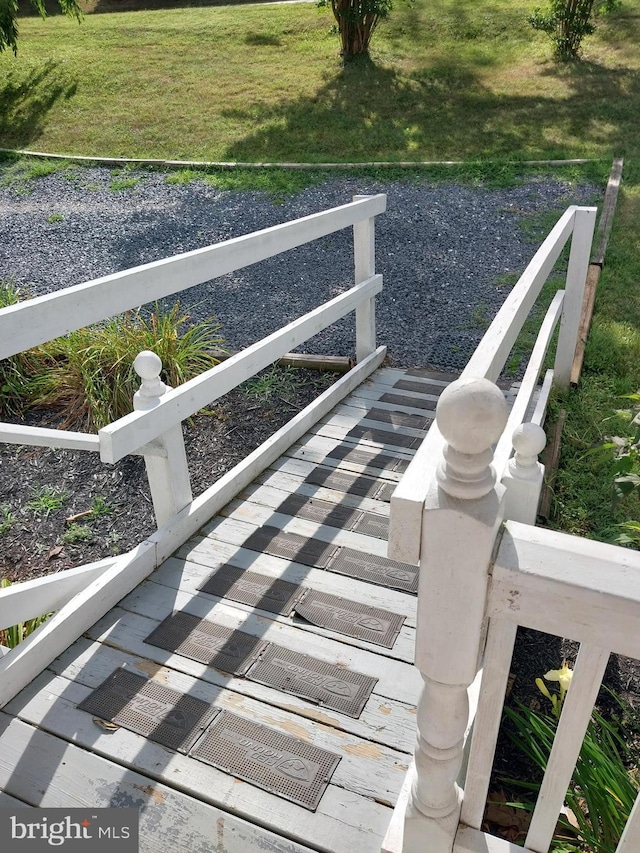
[[0, 367, 334, 582]]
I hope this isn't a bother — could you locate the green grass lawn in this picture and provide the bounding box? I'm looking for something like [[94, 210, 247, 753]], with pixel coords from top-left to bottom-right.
[[0, 0, 639, 161]]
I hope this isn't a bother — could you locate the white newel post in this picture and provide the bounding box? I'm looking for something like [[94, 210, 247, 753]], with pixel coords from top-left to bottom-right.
[[133, 351, 193, 528], [402, 377, 508, 853], [353, 195, 377, 363], [502, 422, 547, 525], [553, 206, 597, 389]]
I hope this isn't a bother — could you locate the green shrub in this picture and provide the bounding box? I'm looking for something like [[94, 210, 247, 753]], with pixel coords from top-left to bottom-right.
[[0, 300, 224, 431], [501, 663, 639, 851], [529, 0, 621, 60]]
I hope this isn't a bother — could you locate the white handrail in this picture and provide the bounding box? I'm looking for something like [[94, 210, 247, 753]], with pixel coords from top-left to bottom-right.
[[0, 194, 387, 360], [388, 205, 596, 565], [99, 274, 383, 463]]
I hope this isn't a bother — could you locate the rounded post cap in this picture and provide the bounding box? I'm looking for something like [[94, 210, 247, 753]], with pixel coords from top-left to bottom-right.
[[512, 422, 547, 458], [436, 377, 509, 456], [134, 350, 163, 381]]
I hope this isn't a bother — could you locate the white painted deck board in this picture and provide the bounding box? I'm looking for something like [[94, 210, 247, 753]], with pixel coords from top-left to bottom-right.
[[0, 362, 437, 853], [154, 553, 417, 659], [246, 477, 392, 516], [0, 713, 318, 853], [99, 582, 421, 705], [5, 674, 392, 853], [53, 615, 417, 752]]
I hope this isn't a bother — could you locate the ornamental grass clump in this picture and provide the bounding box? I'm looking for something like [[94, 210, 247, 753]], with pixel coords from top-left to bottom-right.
[[0, 300, 225, 431], [501, 661, 639, 852], [0, 579, 51, 649]]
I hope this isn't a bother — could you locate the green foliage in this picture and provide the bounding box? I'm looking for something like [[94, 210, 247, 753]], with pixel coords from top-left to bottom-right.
[[502, 692, 639, 852], [0, 0, 82, 56], [62, 522, 92, 544], [318, 0, 396, 59], [0, 279, 48, 418], [242, 365, 305, 404], [90, 496, 114, 517], [109, 178, 140, 192], [0, 504, 16, 534], [26, 486, 68, 517], [529, 0, 621, 59], [0, 579, 51, 649], [0, 297, 225, 430]]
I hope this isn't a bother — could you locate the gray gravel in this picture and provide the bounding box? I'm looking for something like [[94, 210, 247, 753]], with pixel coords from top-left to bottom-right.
[[0, 166, 600, 369]]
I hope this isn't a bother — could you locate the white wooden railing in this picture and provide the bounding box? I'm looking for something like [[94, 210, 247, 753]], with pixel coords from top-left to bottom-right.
[[384, 203, 640, 853], [0, 194, 387, 707]]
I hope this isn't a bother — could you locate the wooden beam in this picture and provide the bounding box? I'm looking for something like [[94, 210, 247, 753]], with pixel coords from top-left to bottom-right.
[[570, 263, 601, 386], [592, 156, 624, 267], [538, 408, 567, 521], [211, 350, 354, 373]]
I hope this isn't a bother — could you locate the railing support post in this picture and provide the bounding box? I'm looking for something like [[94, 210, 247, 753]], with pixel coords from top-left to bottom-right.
[[502, 422, 547, 525], [392, 378, 508, 853], [353, 195, 377, 363], [133, 351, 193, 528], [554, 206, 597, 389]]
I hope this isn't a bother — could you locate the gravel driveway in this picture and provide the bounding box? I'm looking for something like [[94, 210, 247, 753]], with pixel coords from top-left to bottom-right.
[[0, 166, 600, 369]]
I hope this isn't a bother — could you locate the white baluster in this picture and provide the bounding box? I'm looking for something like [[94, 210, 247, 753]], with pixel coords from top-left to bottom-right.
[[134, 351, 193, 528], [353, 195, 377, 363], [502, 422, 547, 525], [402, 377, 508, 853]]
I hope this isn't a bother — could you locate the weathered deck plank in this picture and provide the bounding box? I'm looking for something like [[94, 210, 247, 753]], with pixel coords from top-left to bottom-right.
[[0, 364, 458, 853]]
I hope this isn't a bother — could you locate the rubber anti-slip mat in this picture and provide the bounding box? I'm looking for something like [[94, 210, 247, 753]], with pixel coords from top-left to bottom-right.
[[380, 392, 437, 411], [77, 668, 219, 753], [199, 565, 306, 616], [366, 407, 431, 431], [327, 548, 418, 593], [246, 644, 378, 718], [304, 467, 387, 500], [296, 590, 405, 648], [352, 512, 390, 540], [276, 493, 364, 531], [347, 424, 422, 450], [190, 710, 341, 811], [393, 379, 448, 397], [145, 610, 268, 676], [324, 442, 409, 474], [241, 525, 338, 568]]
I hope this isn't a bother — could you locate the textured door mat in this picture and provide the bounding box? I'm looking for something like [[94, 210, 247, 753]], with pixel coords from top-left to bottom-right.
[[376, 482, 396, 503], [190, 710, 341, 811], [242, 525, 338, 568], [295, 591, 405, 648], [77, 668, 219, 753], [352, 513, 390, 540], [327, 548, 418, 593], [246, 645, 377, 718], [323, 442, 409, 474], [393, 379, 448, 397], [199, 565, 307, 616], [304, 467, 388, 500], [276, 493, 363, 531], [406, 368, 459, 381], [365, 407, 431, 431], [145, 610, 268, 676], [347, 425, 422, 450], [379, 392, 437, 413]]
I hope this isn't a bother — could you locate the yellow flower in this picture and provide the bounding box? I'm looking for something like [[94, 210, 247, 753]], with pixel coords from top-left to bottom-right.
[[544, 660, 573, 693]]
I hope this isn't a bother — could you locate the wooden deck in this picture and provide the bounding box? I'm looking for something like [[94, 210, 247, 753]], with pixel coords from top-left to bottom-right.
[[0, 366, 506, 853]]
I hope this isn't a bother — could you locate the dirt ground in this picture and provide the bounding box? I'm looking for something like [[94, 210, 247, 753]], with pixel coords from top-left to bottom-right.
[[0, 366, 334, 581]]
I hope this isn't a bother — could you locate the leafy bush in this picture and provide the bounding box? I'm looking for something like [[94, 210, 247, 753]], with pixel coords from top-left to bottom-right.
[[501, 664, 639, 851], [529, 0, 621, 60], [529, 0, 620, 61]]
